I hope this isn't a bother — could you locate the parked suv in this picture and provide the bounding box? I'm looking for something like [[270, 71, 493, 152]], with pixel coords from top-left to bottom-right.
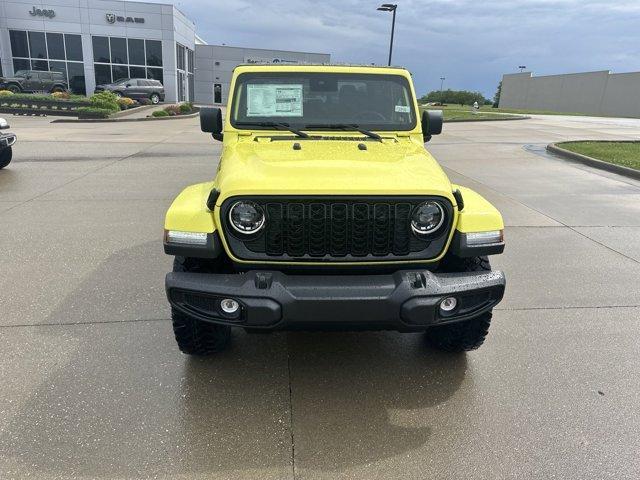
[[164, 64, 506, 355], [94, 78, 165, 104], [0, 70, 68, 93]]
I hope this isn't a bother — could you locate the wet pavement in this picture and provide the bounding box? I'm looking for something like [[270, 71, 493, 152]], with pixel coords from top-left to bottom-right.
[[1, 113, 639, 479]]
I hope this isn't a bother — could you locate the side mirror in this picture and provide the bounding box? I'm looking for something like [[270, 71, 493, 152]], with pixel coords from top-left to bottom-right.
[[200, 107, 223, 141], [0, 118, 9, 130], [421, 110, 443, 143], [125, 83, 131, 87], [26, 75, 32, 79]]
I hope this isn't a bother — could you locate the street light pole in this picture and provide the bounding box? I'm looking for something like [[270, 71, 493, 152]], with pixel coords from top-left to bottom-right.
[[377, 4, 398, 66], [439, 76, 445, 102]]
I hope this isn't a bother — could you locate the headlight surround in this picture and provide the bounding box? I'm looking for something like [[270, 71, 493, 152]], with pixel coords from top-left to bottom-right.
[[229, 201, 266, 234], [411, 201, 445, 236]]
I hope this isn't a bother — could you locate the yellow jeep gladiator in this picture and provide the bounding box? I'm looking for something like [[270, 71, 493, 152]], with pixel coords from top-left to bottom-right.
[[164, 64, 505, 354]]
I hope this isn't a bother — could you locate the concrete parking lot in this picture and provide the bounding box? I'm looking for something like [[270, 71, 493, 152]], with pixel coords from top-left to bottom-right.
[[1, 113, 639, 479]]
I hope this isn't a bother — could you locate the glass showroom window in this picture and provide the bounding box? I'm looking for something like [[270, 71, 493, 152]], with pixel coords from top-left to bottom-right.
[[8, 30, 86, 94], [187, 48, 194, 102], [176, 43, 194, 102], [92, 36, 163, 87]]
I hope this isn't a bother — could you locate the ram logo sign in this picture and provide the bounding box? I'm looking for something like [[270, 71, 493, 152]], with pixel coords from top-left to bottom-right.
[[106, 13, 145, 24]]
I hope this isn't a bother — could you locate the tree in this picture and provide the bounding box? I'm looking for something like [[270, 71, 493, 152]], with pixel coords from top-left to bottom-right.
[[493, 81, 502, 108], [419, 89, 487, 106]]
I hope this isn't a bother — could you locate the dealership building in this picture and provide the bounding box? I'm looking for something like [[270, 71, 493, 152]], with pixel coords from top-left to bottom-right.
[[0, 0, 330, 103]]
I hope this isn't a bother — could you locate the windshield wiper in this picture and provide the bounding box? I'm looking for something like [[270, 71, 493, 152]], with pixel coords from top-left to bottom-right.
[[304, 123, 382, 141], [235, 121, 309, 138]]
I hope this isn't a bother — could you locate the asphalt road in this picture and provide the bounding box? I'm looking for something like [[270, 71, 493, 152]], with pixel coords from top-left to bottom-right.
[[1, 114, 639, 479]]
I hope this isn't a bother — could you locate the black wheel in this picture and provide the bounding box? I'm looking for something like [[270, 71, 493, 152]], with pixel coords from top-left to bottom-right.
[[50, 86, 65, 93], [425, 255, 493, 352], [0, 147, 12, 169], [113, 91, 123, 98], [171, 256, 231, 355], [150, 93, 160, 104], [6, 84, 20, 93]]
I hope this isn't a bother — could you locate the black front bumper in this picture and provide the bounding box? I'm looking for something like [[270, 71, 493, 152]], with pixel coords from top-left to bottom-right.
[[166, 269, 506, 332]]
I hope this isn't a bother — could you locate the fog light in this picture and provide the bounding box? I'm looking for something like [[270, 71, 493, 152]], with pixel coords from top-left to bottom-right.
[[440, 297, 458, 312], [220, 298, 240, 314]]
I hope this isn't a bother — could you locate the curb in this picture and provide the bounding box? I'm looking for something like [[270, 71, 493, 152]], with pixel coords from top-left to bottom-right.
[[446, 115, 530, 123], [110, 104, 157, 118], [51, 110, 199, 123], [547, 142, 640, 180]]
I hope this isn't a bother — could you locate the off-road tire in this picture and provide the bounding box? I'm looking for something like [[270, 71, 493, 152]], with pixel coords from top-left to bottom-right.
[[172, 307, 231, 355], [6, 84, 20, 93], [0, 147, 12, 169], [171, 256, 231, 355], [150, 93, 160, 104], [425, 255, 493, 352], [50, 86, 65, 93]]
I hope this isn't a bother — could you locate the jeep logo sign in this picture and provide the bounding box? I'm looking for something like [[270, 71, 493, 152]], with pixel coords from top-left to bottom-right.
[[29, 6, 55, 18], [106, 13, 145, 24]]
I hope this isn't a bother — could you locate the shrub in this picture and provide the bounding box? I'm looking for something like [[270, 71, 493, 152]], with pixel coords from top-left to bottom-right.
[[152, 110, 169, 117], [0, 90, 14, 97], [164, 105, 181, 116], [77, 107, 113, 119], [0, 92, 89, 103], [179, 102, 193, 114], [51, 91, 71, 99], [117, 97, 136, 109], [89, 91, 119, 112], [13, 93, 86, 103], [138, 98, 151, 106]]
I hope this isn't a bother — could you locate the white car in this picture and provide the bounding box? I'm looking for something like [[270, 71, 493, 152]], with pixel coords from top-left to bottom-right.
[[0, 117, 16, 169]]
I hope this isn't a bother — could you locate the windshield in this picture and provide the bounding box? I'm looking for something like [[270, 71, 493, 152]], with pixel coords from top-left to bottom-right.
[[231, 72, 417, 131], [14, 70, 29, 78]]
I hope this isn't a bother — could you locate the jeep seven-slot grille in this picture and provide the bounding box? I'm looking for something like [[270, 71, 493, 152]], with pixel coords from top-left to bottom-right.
[[222, 197, 453, 262]]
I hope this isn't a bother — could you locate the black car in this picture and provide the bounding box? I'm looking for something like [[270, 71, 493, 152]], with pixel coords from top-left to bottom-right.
[[0, 70, 68, 93], [94, 78, 165, 104], [0, 117, 17, 170]]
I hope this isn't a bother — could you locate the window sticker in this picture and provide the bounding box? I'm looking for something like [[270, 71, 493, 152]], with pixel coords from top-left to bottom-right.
[[247, 84, 303, 117], [395, 105, 410, 113]]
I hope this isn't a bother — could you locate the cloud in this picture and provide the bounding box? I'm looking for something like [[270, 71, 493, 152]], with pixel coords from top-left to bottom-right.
[[165, 0, 640, 97]]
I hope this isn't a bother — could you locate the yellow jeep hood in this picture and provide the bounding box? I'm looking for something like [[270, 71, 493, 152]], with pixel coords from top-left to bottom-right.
[[215, 137, 453, 203]]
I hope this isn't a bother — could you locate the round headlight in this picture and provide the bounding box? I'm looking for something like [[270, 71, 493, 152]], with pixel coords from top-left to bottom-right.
[[411, 201, 445, 235], [229, 201, 265, 234]]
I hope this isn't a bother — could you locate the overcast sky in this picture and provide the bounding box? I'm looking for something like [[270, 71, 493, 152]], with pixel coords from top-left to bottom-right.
[[168, 0, 640, 99]]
